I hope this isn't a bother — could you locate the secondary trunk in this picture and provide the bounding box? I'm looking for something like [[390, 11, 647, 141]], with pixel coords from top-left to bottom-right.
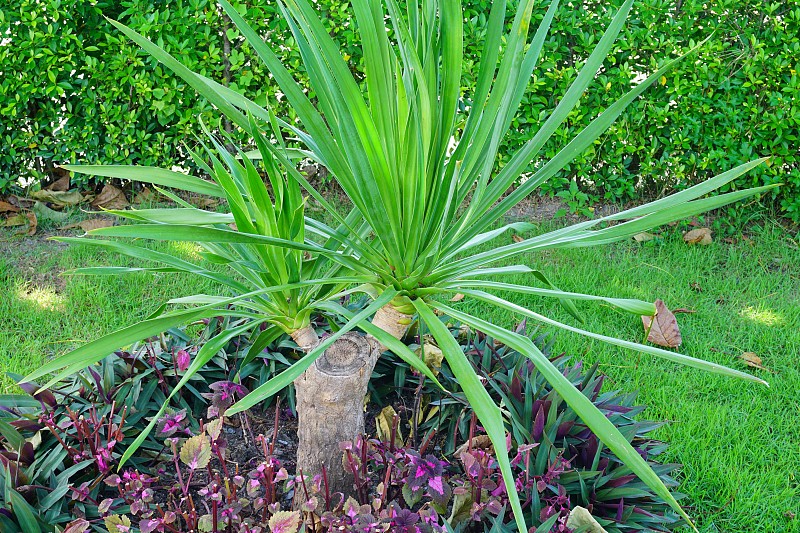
[[290, 303, 412, 503]]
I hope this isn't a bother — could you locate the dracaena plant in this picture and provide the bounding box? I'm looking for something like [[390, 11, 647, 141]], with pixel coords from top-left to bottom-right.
[[25, 0, 777, 530]]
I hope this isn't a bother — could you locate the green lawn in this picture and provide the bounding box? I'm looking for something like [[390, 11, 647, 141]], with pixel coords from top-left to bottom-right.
[[0, 216, 797, 531]]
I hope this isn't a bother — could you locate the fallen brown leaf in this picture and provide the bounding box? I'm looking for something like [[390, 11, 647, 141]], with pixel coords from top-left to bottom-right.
[[450, 293, 465, 302], [91, 184, 129, 210], [511, 234, 523, 243], [61, 218, 115, 232], [454, 435, 494, 456], [641, 299, 682, 348], [30, 189, 84, 206], [738, 352, 774, 373], [689, 282, 703, 293], [633, 232, 656, 243], [47, 175, 70, 192], [21, 212, 37, 236], [672, 308, 697, 314], [191, 197, 219, 210], [133, 187, 155, 205], [0, 200, 19, 213], [4, 213, 27, 226], [683, 227, 712, 245]]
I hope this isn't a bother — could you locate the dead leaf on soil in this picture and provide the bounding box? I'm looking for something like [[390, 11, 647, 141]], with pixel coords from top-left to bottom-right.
[[375, 406, 403, 447], [47, 175, 70, 192], [683, 227, 712, 245], [641, 299, 682, 348], [92, 184, 129, 209], [61, 218, 115, 232], [633, 232, 656, 243], [450, 293, 465, 302], [512, 233, 523, 243], [454, 435, 494, 456], [30, 189, 84, 206], [0, 200, 19, 213], [415, 343, 444, 377]]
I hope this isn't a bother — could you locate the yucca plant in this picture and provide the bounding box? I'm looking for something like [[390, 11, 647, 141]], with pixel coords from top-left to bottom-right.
[[25, 0, 777, 529]]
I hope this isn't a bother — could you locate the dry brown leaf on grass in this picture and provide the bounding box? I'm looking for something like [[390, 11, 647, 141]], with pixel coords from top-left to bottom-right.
[[30, 189, 84, 207], [738, 352, 774, 373], [641, 299, 682, 348], [511, 233, 524, 243], [0, 200, 19, 213], [7, 212, 39, 235], [91, 184, 129, 209], [683, 227, 713, 245], [450, 293, 465, 302], [191, 197, 219, 210], [61, 218, 115, 232], [3, 212, 36, 234], [672, 308, 697, 314], [633, 232, 656, 243]]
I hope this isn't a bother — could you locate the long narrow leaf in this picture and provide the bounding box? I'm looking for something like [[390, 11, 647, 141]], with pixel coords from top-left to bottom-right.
[[413, 299, 527, 533], [430, 302, 698, 530]]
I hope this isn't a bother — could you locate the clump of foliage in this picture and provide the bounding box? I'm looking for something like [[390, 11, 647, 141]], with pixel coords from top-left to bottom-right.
[[374, 327, 684, 532], [24, 0, 776, 530], [4, 0, 796, 218]]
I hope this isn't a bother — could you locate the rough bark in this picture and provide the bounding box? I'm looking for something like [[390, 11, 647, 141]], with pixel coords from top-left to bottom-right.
[[291, 303, 413, 504], [293, 332, 380, 500]]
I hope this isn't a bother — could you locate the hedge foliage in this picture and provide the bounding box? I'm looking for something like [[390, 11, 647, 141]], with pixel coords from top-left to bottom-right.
[[2, 0, 798, 218]]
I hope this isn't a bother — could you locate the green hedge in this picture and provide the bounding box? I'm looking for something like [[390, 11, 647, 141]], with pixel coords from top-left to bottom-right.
[[2, 0, 798, 219]]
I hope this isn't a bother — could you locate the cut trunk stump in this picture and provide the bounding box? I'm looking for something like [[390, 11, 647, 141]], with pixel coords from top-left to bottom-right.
[[292, 332, 381, 500]]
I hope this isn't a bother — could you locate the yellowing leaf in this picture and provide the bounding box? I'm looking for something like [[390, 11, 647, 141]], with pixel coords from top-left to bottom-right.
[[641, 299, 682, 348], [104, 515, 132, 532], [566, 506, 608, 532], [205, 418, 223, 441], [375, 405, 403, 447], [268, 510, 301, 533], [416, 342, 444, 377], [180, 434, 212, 470]]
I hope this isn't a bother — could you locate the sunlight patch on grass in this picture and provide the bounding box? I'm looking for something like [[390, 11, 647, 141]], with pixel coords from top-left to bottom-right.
[[739, 305, 783, 326], [15, 285, 65, 312]]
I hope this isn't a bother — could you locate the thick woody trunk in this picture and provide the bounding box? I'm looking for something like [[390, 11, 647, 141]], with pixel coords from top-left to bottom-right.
[[293, 333, 379, 497], [289, 303, 412, 502]]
